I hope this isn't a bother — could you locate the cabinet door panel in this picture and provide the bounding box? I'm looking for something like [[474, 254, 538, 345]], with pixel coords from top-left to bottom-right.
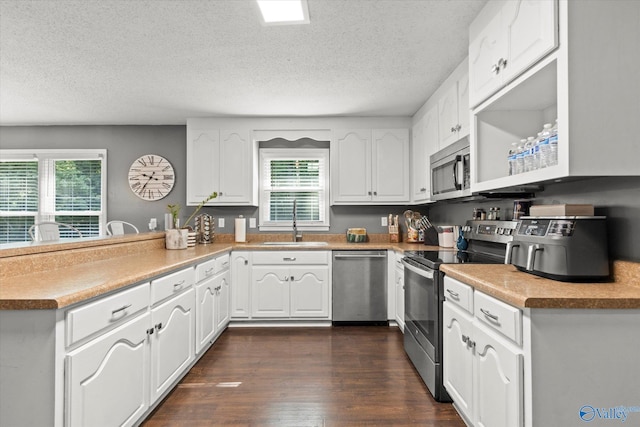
[[394, 268, 404, 329], [66, 312, 150, 427], [473, 324, 523, 427], [187, 129, 220, 204], [251, 267, 290, 317], [469, 11, 505, 107], [219, 130, 251, 203], [443, 302, 474, 423], [504, 0, 558, 84], [290, 267, 329, 318], [332, 129, 372, 202], [457, 72, 470, 138], [195, 277, 216, 354], [150, 288, 195, 402], [215, 271, 230, 329], [372, 129, 410, 202], [438, 85, 459, 149], [231, 252, 251, 318]]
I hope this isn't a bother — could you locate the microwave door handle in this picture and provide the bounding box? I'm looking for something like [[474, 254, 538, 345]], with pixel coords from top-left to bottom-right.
[[453, 155, 462, 190]]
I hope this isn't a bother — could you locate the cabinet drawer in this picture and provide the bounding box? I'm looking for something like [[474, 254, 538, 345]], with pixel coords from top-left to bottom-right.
[[216, 253, 230, 272], [252, 251, 329, 265], [151, 267, 195, 306], [474, 291, 522, 346], [66, 282, 150, 347], [443, 276, 474, 314], [195, 258, 217, 283]]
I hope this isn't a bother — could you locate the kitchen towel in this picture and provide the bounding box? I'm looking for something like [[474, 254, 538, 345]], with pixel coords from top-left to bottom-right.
[[235, 216, 246, 242]]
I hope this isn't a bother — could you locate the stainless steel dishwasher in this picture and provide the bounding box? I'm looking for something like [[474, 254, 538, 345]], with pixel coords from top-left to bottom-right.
[[332, 250, 388, 325]]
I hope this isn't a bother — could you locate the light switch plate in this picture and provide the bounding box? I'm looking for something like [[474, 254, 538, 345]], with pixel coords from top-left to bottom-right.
[[219, 218, 225, 228], [249, 217, 257, 228], [381, 216, 388, 226]]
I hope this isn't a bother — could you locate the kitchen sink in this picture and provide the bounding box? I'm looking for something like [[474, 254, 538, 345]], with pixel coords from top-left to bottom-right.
[[260, 241, 329, 246]]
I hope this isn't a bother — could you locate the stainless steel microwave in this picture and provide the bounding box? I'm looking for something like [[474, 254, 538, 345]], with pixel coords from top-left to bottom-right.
[[430, 138, 471, 201]]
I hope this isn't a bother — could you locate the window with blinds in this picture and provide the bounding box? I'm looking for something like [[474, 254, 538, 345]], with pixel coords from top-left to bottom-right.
[[0, 150, 106, 243], [259, 149, 330, 230]]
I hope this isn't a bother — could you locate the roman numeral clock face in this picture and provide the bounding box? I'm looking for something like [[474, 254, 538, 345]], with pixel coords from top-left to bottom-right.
[[128, 154, 175, 201]]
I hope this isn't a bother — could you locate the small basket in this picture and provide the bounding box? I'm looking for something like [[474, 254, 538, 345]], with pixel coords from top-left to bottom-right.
[[346, 228, 367, 243]]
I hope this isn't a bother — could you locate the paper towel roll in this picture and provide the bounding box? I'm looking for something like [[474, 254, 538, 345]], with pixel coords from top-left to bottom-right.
[[235, 217, 246, 242]]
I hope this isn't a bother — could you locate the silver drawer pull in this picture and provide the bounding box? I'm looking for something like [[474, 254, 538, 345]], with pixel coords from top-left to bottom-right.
[[174, 280, 186, 289], [461, 334, 468, 343], [205, 267, 215, 275], [222, 261, 229, 267], [111, 304, 131, 315], [480, 308, 499, 322], [283, 257, 297, 261], [446, 289, 460, 299]]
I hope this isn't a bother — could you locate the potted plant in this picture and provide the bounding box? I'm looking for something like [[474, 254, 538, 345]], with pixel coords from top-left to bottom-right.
[[165, 192, 217, 249]]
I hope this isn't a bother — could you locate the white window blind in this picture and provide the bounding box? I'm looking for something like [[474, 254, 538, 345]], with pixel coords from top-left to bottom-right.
[[0, 150, 106, 243], [259, 149, 329, 230], [0, 161, 38, 242]]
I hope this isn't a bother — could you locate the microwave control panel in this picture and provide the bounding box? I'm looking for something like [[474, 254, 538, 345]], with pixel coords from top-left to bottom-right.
[[517, 219, 576, 237]]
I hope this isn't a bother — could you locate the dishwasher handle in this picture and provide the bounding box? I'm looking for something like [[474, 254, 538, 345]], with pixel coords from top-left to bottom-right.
[[334, 254, 387, 259], [401, 258, 435, 279]]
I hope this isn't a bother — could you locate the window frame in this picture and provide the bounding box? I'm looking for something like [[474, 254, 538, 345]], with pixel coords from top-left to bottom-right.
[[258, 148, 330, 232], [0, 149, 107, 242]]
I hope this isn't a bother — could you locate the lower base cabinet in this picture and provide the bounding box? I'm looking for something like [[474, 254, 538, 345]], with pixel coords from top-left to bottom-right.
[[65, 312, 151, 427], [195, 269, 230, 353], [149, 288, 195, 401]]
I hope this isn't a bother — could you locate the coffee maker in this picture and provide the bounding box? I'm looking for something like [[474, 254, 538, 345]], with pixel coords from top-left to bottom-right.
[[505, 216, 610, 282]]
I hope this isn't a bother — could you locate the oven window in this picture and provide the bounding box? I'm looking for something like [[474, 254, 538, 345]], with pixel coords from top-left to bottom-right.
[[404, 265, 438, 357]]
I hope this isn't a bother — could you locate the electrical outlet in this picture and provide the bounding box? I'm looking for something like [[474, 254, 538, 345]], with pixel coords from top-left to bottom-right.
[[249, 217, 257, 228], [219, 218, 225, 228], [381, 216, 388, 227]]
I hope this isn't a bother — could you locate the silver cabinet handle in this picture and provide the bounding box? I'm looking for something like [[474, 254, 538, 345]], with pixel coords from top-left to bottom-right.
[[205, 267, 215, 276], [498, 57, 507, 69], [284, 276, 289, 281], [480, 308, 499, 322], [451, 126, 456, 133], [222, 261, 229, 267], [420, 187, 427, 192], [373, 191, 377, 196], [174, 280, 185, 289], [155, 322, 163, 330], [461, 334, 469, 343], [446, 289, 459, 299], [283, 257, 297, 261], [455, 124, 462, 131], [111, 304, 131, 315], [491, 63, 500, 74], [147, 328, 155, 335], [244, 259, 248, 265]]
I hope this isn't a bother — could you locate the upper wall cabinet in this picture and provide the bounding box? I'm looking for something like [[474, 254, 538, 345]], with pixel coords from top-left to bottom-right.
[[438, 71, 470, 150], [469, 0, 558, 108], [411, 105, 438, 203], [186, 128, 257, 206], [331, 128, 410, 205], [471, 0, 640, 193]]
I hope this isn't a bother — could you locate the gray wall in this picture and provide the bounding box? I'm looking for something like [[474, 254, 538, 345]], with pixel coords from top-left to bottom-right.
[[426, 176, 640, 262], [0, 126, 413, 235]]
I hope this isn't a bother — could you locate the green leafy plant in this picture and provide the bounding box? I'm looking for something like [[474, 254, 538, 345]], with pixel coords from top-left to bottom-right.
[[167, 192, 217, 229]]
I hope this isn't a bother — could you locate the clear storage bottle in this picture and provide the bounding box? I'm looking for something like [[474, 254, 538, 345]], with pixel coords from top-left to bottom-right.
[[523, 136, 535, 173], [538, 123, 553, 168], [548, 119, 558, 167], [508, 141, 518, 175], [515, 139, 526, 174]]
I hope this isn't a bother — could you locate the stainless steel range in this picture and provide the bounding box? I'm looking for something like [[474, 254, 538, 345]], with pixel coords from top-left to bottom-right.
[[402, 219, 518, 401]]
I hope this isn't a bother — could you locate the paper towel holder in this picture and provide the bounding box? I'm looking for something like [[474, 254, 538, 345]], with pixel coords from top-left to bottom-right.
[[235, 215, 247, 243]]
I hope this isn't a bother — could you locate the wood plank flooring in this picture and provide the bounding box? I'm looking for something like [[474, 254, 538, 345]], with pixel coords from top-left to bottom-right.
[[142, 326, 465, 427]]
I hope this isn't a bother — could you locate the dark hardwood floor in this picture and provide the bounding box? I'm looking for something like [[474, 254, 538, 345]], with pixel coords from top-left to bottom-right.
[[142, 326, 466, 427]]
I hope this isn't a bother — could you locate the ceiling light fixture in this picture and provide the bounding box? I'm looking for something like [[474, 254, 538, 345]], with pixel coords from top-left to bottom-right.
[[257, 0, 310, 25]]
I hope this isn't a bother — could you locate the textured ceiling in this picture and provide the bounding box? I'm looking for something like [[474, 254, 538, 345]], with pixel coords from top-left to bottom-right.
[[0, 0, 487, 125]]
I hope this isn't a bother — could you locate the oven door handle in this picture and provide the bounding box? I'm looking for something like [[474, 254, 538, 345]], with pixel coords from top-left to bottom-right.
[[401, 258, 435, 279]]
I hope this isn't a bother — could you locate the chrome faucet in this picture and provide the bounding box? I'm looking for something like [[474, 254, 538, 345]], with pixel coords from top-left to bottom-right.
[[292, 199, 301, 242]]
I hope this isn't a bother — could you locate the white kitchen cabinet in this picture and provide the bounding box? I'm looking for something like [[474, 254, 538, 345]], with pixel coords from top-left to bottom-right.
[[438, 71, 470, 149], [149, 287, 195, 402], [469, 0, 558, 108], [471, 1, 640, 193], [186, 127, 256, 206], [443, 276, 523, 427], [65, 312, 151, 427], [250, 251, 330, 319], [331, 128, 410, 204], [195, 254, 230, 354], [443, 302, 474, 425], [289, 266, 329, 318], [251, 266, 290, 318], [411, 106, 438, 203], [230, 251, 251, 318], [394, 253, 405, 331], [473, 322, 523, 427]]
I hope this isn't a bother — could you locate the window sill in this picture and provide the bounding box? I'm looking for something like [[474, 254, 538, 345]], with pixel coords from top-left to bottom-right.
[[258, 225, 330, 232]]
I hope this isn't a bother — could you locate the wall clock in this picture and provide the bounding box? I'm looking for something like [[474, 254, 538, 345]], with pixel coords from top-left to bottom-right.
[[128, 154, 175, 201]]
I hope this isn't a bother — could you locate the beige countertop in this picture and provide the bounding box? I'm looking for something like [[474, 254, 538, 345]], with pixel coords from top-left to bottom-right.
[[0, 233, 438, 310], [441, 263, 640, 309], [3, 232, 638, 311]]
